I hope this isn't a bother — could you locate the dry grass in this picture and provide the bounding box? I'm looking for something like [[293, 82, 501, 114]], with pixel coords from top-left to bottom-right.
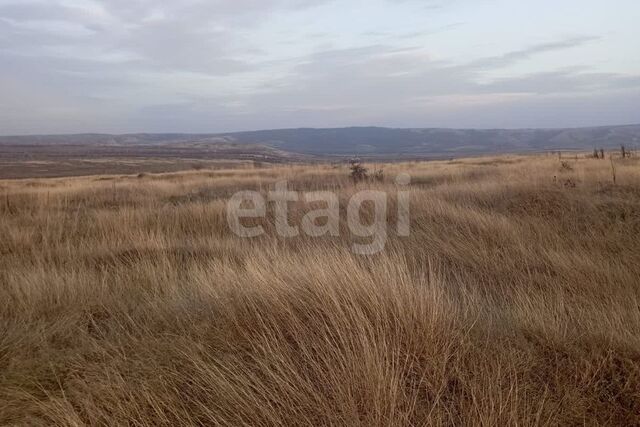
[[1, 154, 640, 426]]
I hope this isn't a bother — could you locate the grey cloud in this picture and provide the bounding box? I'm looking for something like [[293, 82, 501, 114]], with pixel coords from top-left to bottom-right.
[[0, 0, 638, 134], [0, 2, 83, 22], [421, 89, 640, 129], [363, 22, 465, 40], [119, 22, 251, 74], [480, 70, 615, 94], [207, 39, 640, 132], [396, 22, 466, 39], [0, 0, 330, 74], [468, 36, 601, 70], [246, 39, 626, 109], [93, 0, 332, 25]]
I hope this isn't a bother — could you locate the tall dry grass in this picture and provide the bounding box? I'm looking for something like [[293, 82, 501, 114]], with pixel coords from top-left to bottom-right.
[[1, 154, 640, 426]]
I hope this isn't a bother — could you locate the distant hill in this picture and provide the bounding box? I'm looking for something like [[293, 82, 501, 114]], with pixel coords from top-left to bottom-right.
[[2, 124, 640, 159], [217, 125, 640, 157]]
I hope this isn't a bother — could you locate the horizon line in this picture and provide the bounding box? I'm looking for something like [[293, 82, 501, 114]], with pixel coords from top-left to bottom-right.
[[2, 123, 640, 138]]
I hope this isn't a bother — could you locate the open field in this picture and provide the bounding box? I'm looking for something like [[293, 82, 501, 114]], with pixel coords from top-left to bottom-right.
[[0, 136, 300, 179], [1, 154, 640, 425]]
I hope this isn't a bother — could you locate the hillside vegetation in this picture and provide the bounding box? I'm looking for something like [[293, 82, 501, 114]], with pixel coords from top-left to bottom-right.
[[1, 154, 640, 425], [2, 124, 640, 178]]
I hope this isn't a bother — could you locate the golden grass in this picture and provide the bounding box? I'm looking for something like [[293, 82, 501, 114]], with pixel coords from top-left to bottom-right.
[[1, 154, 640, 425]]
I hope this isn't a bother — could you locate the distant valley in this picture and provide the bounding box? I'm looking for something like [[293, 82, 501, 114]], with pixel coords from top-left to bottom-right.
[[1, 124, 639, 178]]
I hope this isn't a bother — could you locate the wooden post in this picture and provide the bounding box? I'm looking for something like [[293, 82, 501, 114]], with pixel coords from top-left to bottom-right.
[[610, 156, 617, 185]]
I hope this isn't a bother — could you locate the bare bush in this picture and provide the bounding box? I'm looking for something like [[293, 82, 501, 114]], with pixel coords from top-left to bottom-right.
[[349, 159, 368, 183]]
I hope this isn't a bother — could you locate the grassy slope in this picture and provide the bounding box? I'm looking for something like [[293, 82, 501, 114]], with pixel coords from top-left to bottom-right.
[[1, 155, 640, 426]]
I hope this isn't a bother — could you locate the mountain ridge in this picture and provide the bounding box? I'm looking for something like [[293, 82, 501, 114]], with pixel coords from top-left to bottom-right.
[[2, 124, 640, 158]]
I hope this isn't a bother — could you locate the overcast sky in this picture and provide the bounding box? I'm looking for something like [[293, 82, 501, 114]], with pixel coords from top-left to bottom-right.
[[1, 0, 639, 134]]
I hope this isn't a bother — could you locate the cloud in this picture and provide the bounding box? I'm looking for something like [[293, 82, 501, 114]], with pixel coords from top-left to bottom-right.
[[243, 38, 638, 111], [0, 0, 330, 69], [0, 0, 638, 133], [467, 36, 601, 70]]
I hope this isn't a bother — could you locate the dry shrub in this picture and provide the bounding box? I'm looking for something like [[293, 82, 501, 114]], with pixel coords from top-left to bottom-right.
[[560, 161, 573, 172]]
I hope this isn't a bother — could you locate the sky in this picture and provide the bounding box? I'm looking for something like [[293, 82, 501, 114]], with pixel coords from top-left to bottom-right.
[[1, 0, 639, 135]]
